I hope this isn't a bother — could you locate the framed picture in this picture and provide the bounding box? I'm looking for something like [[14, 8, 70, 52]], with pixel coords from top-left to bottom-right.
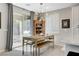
[[0, 12, 1, 29], [62, 19, 70, 28]]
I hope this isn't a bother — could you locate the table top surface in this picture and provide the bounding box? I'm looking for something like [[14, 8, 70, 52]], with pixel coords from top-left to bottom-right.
[[23, 35, 54, 41]]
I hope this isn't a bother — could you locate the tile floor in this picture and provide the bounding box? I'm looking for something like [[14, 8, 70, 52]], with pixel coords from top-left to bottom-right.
[[0, 45, 65, 56]]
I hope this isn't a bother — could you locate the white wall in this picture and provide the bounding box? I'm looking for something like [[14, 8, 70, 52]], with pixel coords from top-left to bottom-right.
[[58, 8, 73, 44], [45, 13, 59, 35], [0, 4, 8, 51], [46, 8, 72, 45], [45, 12, 60, 45]]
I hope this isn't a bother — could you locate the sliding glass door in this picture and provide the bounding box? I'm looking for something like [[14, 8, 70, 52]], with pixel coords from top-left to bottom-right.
[[13, 5, 31, 49], [13, 14, 23, 48], [22, 17, 32, 37]]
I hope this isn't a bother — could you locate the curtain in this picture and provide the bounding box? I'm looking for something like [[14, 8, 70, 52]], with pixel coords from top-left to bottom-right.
[[6, 3, 13, 51]]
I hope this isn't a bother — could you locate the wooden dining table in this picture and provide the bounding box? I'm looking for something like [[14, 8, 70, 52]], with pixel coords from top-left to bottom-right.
[[22, 35, 54, 56]]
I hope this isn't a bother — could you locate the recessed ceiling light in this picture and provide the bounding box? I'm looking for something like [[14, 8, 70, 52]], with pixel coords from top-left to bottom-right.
[[26, 4, 31, 6], [40, 3, 43, 5]]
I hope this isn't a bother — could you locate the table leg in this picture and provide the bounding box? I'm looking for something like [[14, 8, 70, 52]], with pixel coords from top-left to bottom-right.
[[38, 48, 40, 56], [53, 39, 54, 48], [33, 46, 34, 56], [22, 39, 24, 55], [30, 45, 32, 55], [36, 46, 37, 56]]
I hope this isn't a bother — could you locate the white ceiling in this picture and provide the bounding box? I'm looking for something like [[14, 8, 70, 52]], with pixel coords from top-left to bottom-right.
[[13, 3, 78, 13]]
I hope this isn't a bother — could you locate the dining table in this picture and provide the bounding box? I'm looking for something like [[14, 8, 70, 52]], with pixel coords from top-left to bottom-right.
[[22, 35, 54, 56]]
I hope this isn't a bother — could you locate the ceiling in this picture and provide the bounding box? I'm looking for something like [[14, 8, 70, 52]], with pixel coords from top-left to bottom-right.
[[13, 3, 78, 13]]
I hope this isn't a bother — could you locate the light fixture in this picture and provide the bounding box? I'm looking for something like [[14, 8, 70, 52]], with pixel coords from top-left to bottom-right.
[[39, 3, 43, 13], [40, 3, 43, 5], [35, 3, 44, 20]]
